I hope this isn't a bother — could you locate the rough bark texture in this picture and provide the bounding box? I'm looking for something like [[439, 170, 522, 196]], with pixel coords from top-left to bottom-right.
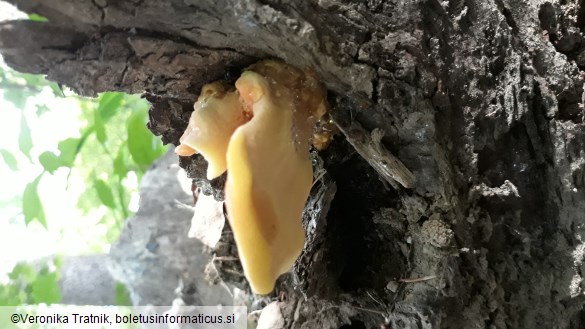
[[2, 0, 585, 328]]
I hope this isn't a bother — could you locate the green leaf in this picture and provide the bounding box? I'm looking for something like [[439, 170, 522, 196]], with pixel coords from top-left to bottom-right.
[[0, 285, 26, 306], [28, 13, 49, 22], [127, 109, 165, 166], [18, 114, 33, 160], [38, 151, 60, 174], [76, 189, 99, 215], [115, 282, 132, 306], [22, 174, 47, 228], [4, 89, 28, 108], [35, 104, 51, 116], [30, 272, 61, 304], [98, 92, 124, 121], [49, 83, 64, 97], [22, 73, 46, 87], [95, 179, 116, 209], [9, 263, 37, 282], [53, 256, 63, 269], [0, 149, 18, 170], [94, 110, 107, 144], [113, 146, 128, 178], [57, 138, 81, 167]]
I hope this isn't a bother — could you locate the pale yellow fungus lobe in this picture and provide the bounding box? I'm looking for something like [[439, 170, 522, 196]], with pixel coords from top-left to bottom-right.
[[227, 62, 326, 294], [175, 60, 327, 294], [175, 81, 247, 180]]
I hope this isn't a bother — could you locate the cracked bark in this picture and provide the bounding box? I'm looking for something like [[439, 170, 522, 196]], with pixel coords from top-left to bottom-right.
[[2, 0, 585, 328]]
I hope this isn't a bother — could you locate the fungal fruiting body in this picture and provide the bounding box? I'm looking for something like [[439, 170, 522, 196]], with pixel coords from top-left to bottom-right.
[[227, 64, 325, 294], [176, 60, 327, 294], [175, 81, 247, 180]]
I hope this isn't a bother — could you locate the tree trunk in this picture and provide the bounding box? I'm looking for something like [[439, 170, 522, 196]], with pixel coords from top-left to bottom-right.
[[2, 0, 585, 328]]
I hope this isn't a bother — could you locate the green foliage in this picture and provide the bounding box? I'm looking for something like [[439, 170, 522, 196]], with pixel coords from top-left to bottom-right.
[[22, 174, 47, 229], [28, 13, 48, 22], [113, 146, 128, 178], [95, 178, 117, 209], [70, 92, 168, 233], [0, 62, 169, 305], [29, 271, 61, 304], [127, 104, 167, 169], [0, 259, 62, 306], [0, 66, 61, 105], [57, 137, 82, 168], [0, 62, 168, 232], [0, 149, 18, 170], [18, 113, 33, 161], [98, 92, 124, 121], [38, 151, 60, 173], [94, 109, 107, 143], [115, 282, 132, 306], [4, 89, 27, 108]]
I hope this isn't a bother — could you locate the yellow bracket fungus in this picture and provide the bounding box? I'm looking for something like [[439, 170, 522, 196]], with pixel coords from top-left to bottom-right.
[[175, 81, 247, 180], [176, 60, 327, 294]]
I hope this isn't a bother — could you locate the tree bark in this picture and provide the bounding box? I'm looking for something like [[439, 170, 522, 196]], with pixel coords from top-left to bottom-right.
[[2, 0, 585, 328]]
